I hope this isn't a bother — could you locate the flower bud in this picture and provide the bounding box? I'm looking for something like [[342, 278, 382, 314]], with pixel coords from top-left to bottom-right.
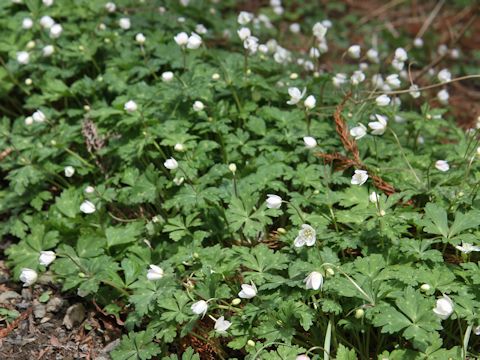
[[231, 298, 241, 306], [247, 340, 255, 347], [420, 283, 431, 292], [19, 268, 38, 287], [228, 163, 237, 173], [277, 227, 286, 234], [326, 268, 335, 276], [174, 143, 185, 152], [212, 73, 220, 81], [39, 251, 56, 266], [355, 308, 365, 319]]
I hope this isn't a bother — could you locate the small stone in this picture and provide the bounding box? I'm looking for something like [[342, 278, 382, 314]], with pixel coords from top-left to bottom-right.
[[0, 290, 21, 303], [40, 316, 51, 324], [33, 303, 47, 319], [46, 297, 64, 313], [63, 303, 85, 330]]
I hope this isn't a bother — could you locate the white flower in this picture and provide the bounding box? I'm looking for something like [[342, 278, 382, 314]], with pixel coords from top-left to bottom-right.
[[473, 326, 480, 336], [32, 110, 46, 123], [351, 169, 368, 185], [22, 18, 33, 29], [164, 158, 178, 170], [195, 24, 207, 35], [42, 0, 54, 5], [368, 114, 388, 135], [347, 44, 361, 59], [437, 44, 448, 56], [25, 116, 33, 126], [304, 95, 316, 110], [237, 27, 251, 41], [39, 251, 56, 266], [214, 316, 232, 333], [450, 48, 460, 59], [375, 94, 391, 107], [146, 265, 164, 280], [350, 124, 367, 140], [84, 186, 95, 194], [366, 48, 379, 63], [435, 160, 449, 172], [238, 283, 257, 299], [394, 47, 408, 62], [350, 70, 365, 86], [135, 33, 146, 44], [455, 242, 480, 254], [287, 87, 306, 105], [42, 45, 55, 57], [433, 294, 454, 320], [173, 176, 184, 186], [290, 23, 301, 33], [312, 22, 327, 40], [162, 71, 174, 82], [309, 47, 320, 58], [228, 163, 237, 173], [391, 59, 404, 71], [294, 224, 316, 247], [266, 194, 282, 209], [174, 32, 189, 46], [322, 19, 332, 28], [304, 271, 323, 290], [174, 143, 185, 152], [80, 200, 96, 214], [332, 73, 347, 88], [124, 100, 138, 113], [40, 15, 55, 29], [303, 136, 317, 149], [49, 23, 63, 38], [16, 51, 29, 65], [243, 36, 259, 54], [180, 0, 190, 6], [409, 84, 421, 98], [437, 89, 449, 105], [369, 191, 379, 203], [386, 74, 401, 89], [19, 268, 38, 287], [191, 300, 208, 317], [212, 73, 220, 81], [437, 69, 451, 83], [64, 166, 75, 177], [187, 32, 202, 49], [296, 355, 311, 360], [118, 17, 131, 30], [413, 37, 424, 48], [237, 11, 254, 25], [105, 2, 116, 12], [193, 100, 204, 112], [258, 44, 268, 54]]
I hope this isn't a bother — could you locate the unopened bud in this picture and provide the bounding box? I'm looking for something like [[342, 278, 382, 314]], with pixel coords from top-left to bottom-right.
[[247, 340, 255, 347], [231, 298, 241, 306], [355, 308, 365, 319], [326, 268, 335, 276], [277, 227, 286, 234], [420, 283, 431, 292], [228, 163, 237, 173]]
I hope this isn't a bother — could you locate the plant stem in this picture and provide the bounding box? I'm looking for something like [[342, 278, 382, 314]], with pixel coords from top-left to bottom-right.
[[389, 128, 422, 184]]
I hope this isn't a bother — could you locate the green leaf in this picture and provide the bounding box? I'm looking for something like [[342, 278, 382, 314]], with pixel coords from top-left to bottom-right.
[[336, 344, 358, 360], [106, 222, 144, 248], [372, 287, 441, 346], [111, 330, 161, 360], [421, 203, 449, 238]]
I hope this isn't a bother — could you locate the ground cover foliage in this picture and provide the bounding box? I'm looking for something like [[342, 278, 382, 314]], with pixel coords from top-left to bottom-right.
[[1, 0, 480, 359]]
